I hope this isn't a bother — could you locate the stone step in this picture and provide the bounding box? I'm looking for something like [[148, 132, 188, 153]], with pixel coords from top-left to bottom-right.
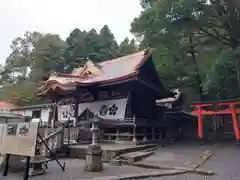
[[119, 150, 155, 162], [140, 147, 158, 152], [109, 159, 214, 176], [68, 143, 157, 162], [114, 144, 156, 156]]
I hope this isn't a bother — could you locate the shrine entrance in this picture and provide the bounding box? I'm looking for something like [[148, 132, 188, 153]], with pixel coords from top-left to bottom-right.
[[191, 99, 240, 144]]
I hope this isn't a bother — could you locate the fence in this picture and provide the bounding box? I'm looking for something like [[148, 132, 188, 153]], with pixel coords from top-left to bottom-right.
[[38, 126, 79, 142]]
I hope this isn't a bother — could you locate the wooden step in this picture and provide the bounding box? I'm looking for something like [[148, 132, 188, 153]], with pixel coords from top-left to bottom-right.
[[55, 145, 70, 157], [119, 150, 155, 162]]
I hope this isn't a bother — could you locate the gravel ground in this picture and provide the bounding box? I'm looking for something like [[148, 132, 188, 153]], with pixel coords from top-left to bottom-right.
[[145, 143, 240, 180], [1, 142, 240, 180], [1, 159, 157, 180]]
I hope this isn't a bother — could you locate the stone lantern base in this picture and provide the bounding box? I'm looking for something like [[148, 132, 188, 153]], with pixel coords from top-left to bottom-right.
[[84, 144, 103, 172]]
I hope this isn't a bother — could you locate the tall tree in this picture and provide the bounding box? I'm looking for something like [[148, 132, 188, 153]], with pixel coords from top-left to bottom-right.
[[5, 31, 42, 80], [118, 38, 138, 56], [85, 29, 104, 61], [64, 26, 120, 73], [29, 34, 67, 81], [99, 25, 119, 59], [130, 0, 230, 102], [64, 28, 88, 72]]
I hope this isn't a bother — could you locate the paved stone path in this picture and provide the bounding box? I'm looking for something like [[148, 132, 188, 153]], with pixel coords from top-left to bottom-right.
[[1, 143, 240, 180]]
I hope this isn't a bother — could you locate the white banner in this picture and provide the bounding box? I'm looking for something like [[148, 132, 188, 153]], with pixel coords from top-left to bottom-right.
[[58, 104, 75, 122], [78, 98, 128, 120]]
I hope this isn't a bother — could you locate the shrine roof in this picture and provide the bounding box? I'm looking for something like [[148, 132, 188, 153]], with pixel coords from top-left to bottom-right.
[[38, 49, 152, 96], [0, 101, 16, 110]]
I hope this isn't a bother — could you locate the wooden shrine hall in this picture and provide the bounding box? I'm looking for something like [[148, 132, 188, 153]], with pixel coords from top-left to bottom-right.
[[37, 48, 177, 143], [191, 99, 240, 144]]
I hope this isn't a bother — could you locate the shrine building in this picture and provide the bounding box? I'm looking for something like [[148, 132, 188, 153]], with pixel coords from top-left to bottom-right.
[[34, 48, 188, 143]]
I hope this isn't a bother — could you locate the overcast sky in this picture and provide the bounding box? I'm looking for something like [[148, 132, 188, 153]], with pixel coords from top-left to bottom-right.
[[0, 0, 142, 65]]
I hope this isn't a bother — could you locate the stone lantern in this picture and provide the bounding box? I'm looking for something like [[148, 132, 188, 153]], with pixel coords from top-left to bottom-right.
[[84, 114, 103, 172]]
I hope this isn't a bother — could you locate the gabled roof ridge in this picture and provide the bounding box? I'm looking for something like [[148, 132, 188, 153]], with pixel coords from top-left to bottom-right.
[[78, 60, 103, 76], [99, 48, 150, 66]]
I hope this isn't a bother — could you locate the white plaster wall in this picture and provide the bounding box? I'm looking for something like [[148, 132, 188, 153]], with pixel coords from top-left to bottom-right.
[[41, 108, 50, 122], [25, 109, 33, 117], [12, 109, 33, 117]]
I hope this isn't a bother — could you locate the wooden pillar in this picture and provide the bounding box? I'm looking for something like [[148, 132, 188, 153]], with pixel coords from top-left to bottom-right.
[[59, 125, 64, 148], [50, 102, 58, 152], [44, 103, 53, 156], [152, 126, 155, 140], [143, 127, 147, 141], [74, 93, 79, 126], [230, 104, 240, 142], [197, 108, 203, 139], [132, 115, 136, 142], [158, 127, 162, 140], [116, 128, 119, 141], [213, 115, 217, 132]]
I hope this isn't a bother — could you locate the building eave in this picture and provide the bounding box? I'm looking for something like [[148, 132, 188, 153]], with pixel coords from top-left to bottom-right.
[[37, 49, 151, 97]]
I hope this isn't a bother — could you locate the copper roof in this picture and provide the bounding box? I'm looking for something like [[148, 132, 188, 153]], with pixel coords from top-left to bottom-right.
[[38, 49, 151, 96], [0, 101, 16, 110]]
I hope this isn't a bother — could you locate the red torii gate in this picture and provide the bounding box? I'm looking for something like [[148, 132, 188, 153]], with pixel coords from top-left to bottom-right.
[[191, 99, 240, 143]]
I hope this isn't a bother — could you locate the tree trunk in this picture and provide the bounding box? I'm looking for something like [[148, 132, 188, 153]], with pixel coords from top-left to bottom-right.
[[189, 35, 204, 101]]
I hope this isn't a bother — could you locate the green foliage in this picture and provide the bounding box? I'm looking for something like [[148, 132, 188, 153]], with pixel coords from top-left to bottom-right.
[[29, 34, 67, 81], [131, 0, 240, 104], [118, 38, 138, 56], [64, 26, 119, 72], [0, 25, 138, 106], [99, 25, 119, 59], [5, 31, 42, 80], [0, 81, 44, 106], [204, 48, 240, 100]]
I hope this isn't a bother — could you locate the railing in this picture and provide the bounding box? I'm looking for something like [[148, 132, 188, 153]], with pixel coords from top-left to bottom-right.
[[38, 127, 63, 155], [94, 117, 163, 126], [37, 120, 79, 155], [36, 117, 163, 150], [63, 127, 79, 143]]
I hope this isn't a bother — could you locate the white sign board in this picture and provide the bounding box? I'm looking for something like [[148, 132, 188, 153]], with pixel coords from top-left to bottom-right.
[[0, 122, 38, 157]]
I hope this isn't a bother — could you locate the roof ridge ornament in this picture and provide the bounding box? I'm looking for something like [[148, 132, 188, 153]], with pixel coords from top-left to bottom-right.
[[77, 59, 103, 78], [51, 71, 58, 77]]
